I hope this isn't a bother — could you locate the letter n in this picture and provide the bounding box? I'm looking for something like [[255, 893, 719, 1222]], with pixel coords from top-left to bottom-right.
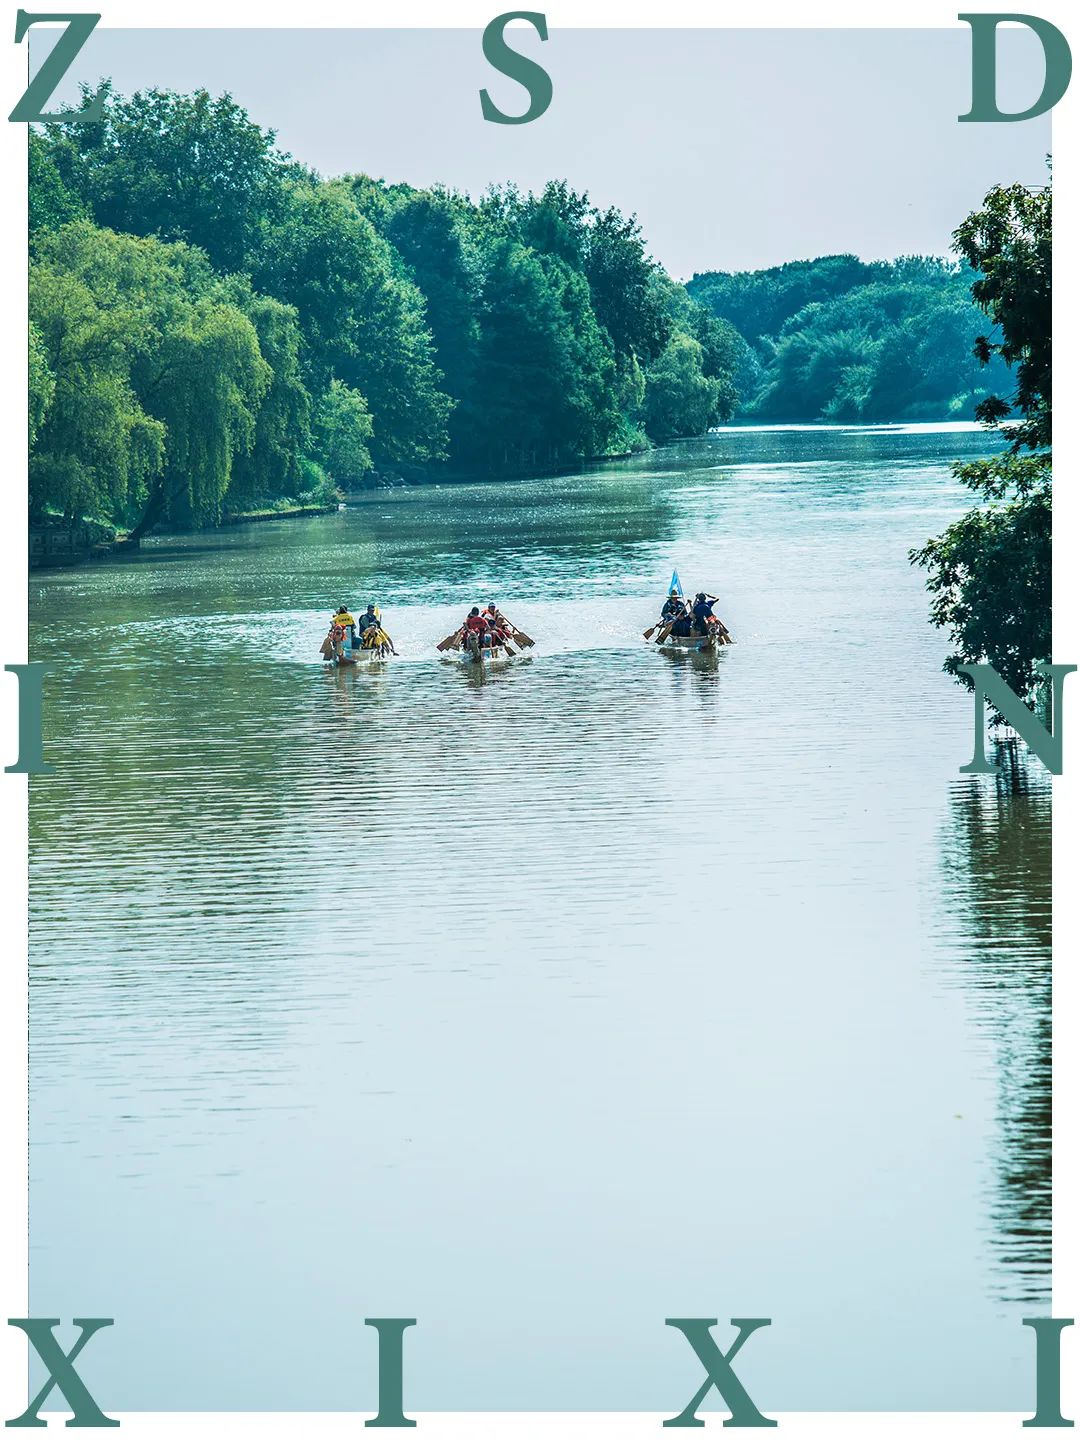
[[958, 661, 1076, 774]]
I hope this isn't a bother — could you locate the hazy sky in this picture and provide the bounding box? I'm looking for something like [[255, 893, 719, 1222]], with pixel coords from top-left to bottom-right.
[[39, 26, 1051, 276]]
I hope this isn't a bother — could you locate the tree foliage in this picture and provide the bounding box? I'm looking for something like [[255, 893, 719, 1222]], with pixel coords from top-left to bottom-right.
[[311, 380, 374, 488], [953, 181, 1051, 449], [30, 222, 270, 534], [910, 176, 1052, 705], [48, 84, 286, 273], [688, 254, 1011, 422], [28, 322, 55, 450], [27, 86, 743, 533]]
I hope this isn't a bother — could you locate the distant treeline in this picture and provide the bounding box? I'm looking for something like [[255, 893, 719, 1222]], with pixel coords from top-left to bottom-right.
[[29, 85, 741, 537], [687, 254, 1011, 423], [29, 86, 1005, 540]]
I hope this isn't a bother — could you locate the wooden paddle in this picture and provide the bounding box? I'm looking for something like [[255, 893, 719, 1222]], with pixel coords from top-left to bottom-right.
[[643, 622, 663, 640], [437, 627, 465, 652], [509, 629, 534, 648], [654, 621, 674, 645]]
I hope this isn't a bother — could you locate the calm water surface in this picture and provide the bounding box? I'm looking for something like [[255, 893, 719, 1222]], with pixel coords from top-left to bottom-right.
[[28, 423, 1051, 1411]]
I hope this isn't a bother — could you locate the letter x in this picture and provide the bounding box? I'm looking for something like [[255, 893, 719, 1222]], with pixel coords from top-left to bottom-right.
[[664, 1317, 776, 1428], [6, 1318, 118, 1428]]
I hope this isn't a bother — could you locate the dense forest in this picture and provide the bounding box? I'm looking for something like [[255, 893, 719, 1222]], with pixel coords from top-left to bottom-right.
[[688, 255, 1012, 423], [28, 84, 741, 537], [29, 84, 1010, 540]]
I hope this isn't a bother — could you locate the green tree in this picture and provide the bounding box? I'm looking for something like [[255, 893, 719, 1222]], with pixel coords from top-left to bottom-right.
[[249, 180, 451, 469], [28, 322, 55, 451], [224, 282, 311, 511], [954, 181, 1051, 449], [380, 186, 483, 441], [687, 254, 880, 350], [46, 84, 287, 273], [457, 238, 620, 469], [582, 203, 670, 363], [481, 180, 670, 365], [28, 131, 86, 236], [688, 256, 1010, 421], [911, 178, 1052, 703], [661, 280, 740, 421], [311, 379, 374, 488], [30, 229, 166, 524], [643, 332, 723, 439], [31, 222, 271, 536]]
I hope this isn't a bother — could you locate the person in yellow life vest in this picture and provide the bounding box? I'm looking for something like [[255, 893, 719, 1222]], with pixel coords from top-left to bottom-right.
[[332, 604, 357, 654], [357, 602, 398, 656]]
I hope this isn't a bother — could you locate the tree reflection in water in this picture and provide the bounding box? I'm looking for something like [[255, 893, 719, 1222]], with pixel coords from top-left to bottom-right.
[[939, 737, 1051, 1303]]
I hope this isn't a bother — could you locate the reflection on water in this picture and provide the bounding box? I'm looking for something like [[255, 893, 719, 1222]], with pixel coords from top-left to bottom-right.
[[936, 742, 1051, 1304], [27, 425, 1052, 1411]]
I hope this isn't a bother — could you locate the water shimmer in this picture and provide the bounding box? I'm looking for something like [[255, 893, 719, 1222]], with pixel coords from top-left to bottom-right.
[[29, 426, 1050, 1411]]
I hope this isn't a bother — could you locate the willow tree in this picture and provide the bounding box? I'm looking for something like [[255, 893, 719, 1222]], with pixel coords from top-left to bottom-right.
[[29, 233, 166, 524], [134, 297, 271, 535], [224, 282, 312, 512], [28, 323, 55, 451], [30, 221, 272, 537]]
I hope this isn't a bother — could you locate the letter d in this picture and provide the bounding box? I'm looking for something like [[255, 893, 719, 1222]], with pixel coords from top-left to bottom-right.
[[959, 13, 1072, 121]]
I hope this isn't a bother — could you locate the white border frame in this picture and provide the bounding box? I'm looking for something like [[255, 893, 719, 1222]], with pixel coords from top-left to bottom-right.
[[2, 2, 1075, 1431]]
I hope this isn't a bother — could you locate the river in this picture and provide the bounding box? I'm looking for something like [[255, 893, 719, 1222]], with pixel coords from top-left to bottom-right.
[[27, 422, 1051, 1413]]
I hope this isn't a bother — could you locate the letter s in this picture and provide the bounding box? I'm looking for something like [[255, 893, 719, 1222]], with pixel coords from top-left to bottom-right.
[[479, 11, 552, 125]]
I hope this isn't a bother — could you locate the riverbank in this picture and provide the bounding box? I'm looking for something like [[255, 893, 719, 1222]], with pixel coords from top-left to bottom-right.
[[29, 503, 338, 570], [220, 503, 337, 525]]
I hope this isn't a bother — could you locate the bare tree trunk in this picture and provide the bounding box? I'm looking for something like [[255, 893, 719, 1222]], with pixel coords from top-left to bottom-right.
[[127, 482, 167, 543]]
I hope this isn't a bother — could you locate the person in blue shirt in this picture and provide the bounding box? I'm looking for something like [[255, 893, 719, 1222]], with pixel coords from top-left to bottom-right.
[[660, 589, 686, 624], [357, 604, 380, 634], [691, 592, 733, 642], [691, 592, 717, 633]]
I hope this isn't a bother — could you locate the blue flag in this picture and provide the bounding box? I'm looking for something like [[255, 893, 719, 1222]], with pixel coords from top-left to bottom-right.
[[670, 569, 683, 597]]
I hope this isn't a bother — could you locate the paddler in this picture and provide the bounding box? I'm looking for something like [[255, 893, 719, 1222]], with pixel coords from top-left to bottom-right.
[[691, 592, 717, 632], [691, 591, 724, 632], [670, 607, 695, 638], [333, 604, 356, 648], [660, 589, 688, 624], [484, 602, 510, 644], [691, 591, 731, 642], [363, 603, 398, 656], [328, 604, 356, 657], [462, 606, 488, 655], [653, 588, 689, 641]]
